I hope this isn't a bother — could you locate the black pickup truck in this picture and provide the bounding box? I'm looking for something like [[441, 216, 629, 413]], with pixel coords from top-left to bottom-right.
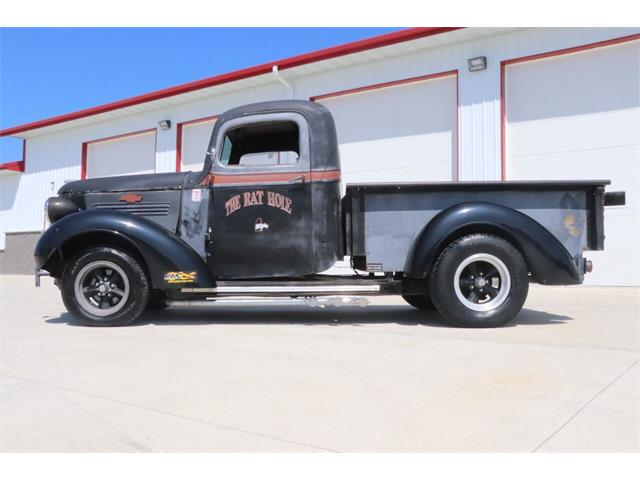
[[35, 100, 617, 327]]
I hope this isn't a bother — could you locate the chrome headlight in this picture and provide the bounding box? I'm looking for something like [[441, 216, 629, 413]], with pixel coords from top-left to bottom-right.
[[44, 197, 51, 224]]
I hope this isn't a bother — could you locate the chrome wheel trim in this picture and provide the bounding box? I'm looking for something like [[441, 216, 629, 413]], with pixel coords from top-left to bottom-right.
[[453, 253, 511, 312], [74, 260, 130, 317]]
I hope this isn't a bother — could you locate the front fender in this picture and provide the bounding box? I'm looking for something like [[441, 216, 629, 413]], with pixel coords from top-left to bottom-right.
[[35, 210, 214, 288], [405, 202, 582, 285]]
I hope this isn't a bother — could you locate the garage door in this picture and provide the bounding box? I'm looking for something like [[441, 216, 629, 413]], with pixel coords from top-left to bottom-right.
[[315, 72, 458, 185], [504, 39, 640, 286], [178, 117, 217, 172], [85, 129, 156, 179]]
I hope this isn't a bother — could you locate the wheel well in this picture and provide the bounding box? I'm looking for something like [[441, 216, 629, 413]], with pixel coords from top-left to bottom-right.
[[431, 224, 528, 273], [46, 231, 149, 279]]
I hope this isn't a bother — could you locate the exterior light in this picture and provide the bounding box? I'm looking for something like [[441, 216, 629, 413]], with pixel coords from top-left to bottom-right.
[[468, 56, 487, 72], [158, 120, 171, 130]]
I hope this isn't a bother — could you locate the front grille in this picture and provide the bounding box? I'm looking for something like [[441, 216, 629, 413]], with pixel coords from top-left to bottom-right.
[[93, 202, 171, 217]]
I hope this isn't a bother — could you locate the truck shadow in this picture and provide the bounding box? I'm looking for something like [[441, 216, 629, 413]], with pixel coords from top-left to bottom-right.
[[46, 306, 572, 328]]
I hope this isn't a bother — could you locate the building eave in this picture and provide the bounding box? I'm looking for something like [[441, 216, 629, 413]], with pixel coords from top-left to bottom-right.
[[0, 27, 462, 138]]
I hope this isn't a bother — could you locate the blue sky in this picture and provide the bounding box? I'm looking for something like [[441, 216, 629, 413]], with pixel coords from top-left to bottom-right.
[[0, 27, 400, 162]]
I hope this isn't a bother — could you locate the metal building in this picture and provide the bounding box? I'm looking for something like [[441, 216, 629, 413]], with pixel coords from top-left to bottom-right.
[[1, 27, 638, 285]]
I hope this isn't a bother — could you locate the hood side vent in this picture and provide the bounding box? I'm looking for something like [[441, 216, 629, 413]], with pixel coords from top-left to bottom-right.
[[93, 202, 171, 217]]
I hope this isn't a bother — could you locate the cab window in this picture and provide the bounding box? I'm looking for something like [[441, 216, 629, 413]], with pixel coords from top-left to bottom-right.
[[219, 120, 300, 167]]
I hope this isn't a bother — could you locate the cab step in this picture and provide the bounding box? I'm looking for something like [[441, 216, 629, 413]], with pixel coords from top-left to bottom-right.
[[180, 276, 402, 297], [168, 296, 370, 308]]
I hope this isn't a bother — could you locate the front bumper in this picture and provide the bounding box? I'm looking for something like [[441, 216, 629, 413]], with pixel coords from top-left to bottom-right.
[[34, 269, 50, 287]]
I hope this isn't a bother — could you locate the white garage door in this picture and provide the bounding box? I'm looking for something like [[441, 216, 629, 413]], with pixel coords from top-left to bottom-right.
[[504, 39, 640, 286], [86, 129, 156, 179], [179, 118, 217, 172], [316, 73, 458, 185]]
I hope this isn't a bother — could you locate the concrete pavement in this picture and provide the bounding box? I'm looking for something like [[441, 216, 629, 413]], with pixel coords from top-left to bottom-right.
[[1, 275, 638, 452]]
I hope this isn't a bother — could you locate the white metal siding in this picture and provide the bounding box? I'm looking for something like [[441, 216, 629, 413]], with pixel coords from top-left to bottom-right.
[[86, 130, 156, 178], [1, 27, 638, 286], [504, 40, 640, 286], [317, 74, 458, 184], [180, 119, 216, 172]]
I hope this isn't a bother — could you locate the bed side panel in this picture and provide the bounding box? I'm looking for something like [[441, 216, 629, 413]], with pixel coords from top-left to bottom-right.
[[362, 189, 589, 272]]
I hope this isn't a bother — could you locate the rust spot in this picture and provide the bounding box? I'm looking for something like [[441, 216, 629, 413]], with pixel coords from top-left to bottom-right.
[[563, 213, 580, 237], [119, 193, 143, 203]]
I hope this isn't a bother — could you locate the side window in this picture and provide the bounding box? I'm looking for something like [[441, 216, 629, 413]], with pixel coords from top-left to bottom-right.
[[219, 120, 300, 167]]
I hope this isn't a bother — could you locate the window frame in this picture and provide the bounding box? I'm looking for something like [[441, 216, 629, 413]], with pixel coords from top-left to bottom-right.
[[212, 112, 310, 174]]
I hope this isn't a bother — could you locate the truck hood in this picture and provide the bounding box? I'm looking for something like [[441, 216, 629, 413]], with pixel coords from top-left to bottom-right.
[[58, 172, 189, 194]]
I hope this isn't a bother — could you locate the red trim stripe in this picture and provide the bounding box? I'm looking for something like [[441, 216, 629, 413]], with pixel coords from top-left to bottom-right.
[[500, 33, 640, 181], [309, 170, 341, 182], [81, 128, 157, 180], [0, 28, 461, 137], [201, 169, 341, 186]]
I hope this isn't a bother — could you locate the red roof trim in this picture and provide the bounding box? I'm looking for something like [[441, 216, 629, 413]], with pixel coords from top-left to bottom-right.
[[0, 160, 25, 172], [0, 27, 461, 137], [0, 138, 26, 172]]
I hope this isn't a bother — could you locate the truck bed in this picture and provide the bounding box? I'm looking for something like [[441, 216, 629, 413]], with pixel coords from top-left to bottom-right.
[[344, 180, 609, 273]]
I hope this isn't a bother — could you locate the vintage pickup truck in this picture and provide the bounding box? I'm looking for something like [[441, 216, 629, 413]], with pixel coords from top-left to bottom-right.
[[35, 100, 619, 327]]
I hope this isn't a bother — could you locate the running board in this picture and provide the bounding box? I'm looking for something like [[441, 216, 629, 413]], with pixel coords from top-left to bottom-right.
[[168, 296, 370, 308], [181, 284, 381, 296]]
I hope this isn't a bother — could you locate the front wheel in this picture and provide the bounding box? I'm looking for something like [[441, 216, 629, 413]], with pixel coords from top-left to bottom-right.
[[429, 234, 529, 328], [60, 247, 150, 326]]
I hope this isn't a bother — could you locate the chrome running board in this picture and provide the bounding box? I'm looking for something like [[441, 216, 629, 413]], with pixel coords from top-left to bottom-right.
[[168, 296, 370, 308], [181, 284, 380, 296]]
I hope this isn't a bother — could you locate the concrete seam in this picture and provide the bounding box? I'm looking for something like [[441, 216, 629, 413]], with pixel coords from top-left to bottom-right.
[[532, 357, 640, 452], [1, 373, 340, 453]]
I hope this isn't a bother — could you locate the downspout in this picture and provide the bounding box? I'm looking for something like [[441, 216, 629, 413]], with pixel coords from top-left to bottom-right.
[[272, 65, 295, 99]]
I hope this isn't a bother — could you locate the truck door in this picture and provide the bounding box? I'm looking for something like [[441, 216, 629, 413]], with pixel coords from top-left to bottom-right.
[[206, 113, 313, 279]]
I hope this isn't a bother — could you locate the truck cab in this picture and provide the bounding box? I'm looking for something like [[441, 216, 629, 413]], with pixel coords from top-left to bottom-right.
[[194, 101, 342, 279], [35, 100, 615, 328]]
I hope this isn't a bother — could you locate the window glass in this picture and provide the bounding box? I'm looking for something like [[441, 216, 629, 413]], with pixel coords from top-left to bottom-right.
[[220, 136, 233, 166], [219, 120, 300, 167]]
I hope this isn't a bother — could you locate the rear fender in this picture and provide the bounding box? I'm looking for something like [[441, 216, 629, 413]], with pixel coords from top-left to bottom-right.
[[34, 210, 213, 289], [405, 202, 582, 285]]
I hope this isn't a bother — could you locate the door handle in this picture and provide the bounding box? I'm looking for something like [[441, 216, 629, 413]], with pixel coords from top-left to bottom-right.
[[288, 174, 306, 184]]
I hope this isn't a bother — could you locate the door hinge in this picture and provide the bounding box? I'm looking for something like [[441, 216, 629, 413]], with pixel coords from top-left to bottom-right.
[[205, 227, 213, 244]]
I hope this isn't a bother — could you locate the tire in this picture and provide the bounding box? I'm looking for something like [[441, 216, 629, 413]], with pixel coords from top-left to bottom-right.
[[402, 294, 435, 311], [147, 291, 170, 311], [60, 247, 150, 326], [430, 234, 529, 328]]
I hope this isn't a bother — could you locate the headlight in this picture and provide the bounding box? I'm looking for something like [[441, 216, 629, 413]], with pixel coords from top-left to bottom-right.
[[46, 196, 80, 224], [44, 198, 51, 224]]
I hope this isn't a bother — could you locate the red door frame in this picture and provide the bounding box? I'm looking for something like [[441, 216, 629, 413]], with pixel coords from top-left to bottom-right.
[[175, 115, 219, 172], [310, 69, 460, 180], [500, 33, 640, 180], [81, 128, 157, 179]]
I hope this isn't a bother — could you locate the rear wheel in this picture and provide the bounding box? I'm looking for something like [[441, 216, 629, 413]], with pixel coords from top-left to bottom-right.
[[430, 234, 529, 327], [402, 294, 435, 311], [60, 247, 150, 326]]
